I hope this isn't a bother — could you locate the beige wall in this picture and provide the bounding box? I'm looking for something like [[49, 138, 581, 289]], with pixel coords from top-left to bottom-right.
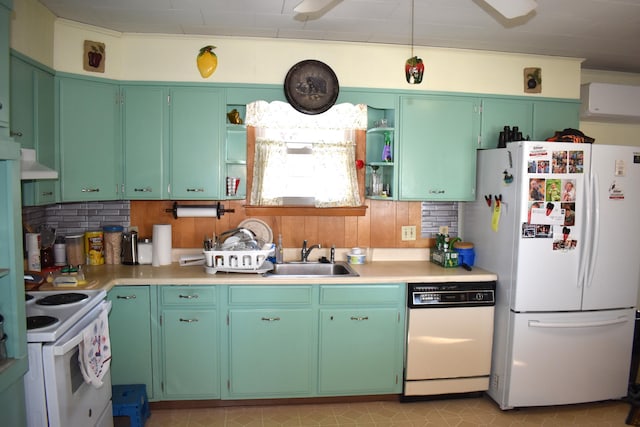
[[11, 0, 582, 99]]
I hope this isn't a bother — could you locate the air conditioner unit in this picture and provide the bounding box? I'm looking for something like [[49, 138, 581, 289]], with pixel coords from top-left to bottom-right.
[[580, 83, 640, 123]]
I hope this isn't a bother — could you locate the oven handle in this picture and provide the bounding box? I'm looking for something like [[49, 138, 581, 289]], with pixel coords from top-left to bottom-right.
[[52, 301, 112, 356]]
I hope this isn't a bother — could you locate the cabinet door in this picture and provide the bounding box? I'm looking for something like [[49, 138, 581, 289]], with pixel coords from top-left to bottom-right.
[[31, 69, 57, 205], [532, 100, 580, 140], [107, 286, 154, 398], [480, 98, 533, 149], [228, 308, 315, 397], [399, 95, 480, 201], [162, 309, 219, 398], [170, 87, 223, 199], [122, 86, 167, 199], [9, 56, 34, 147], [58, 77, 120, 201], [318, 308, 402, 395]]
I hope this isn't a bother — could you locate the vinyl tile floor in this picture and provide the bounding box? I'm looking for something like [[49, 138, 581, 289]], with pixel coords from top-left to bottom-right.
[[143, 395, 633, 426]]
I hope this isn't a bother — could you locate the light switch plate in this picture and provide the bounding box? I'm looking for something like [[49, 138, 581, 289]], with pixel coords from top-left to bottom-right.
[[401, 226, 416, 241]]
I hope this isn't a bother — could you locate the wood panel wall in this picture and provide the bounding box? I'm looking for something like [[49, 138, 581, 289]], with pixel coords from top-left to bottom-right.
[[130, 199, 433, 249]]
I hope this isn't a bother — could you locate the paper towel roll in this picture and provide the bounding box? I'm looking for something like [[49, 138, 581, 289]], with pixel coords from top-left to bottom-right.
[[152, 224, 172, 266], [174, 206, 220, 218]]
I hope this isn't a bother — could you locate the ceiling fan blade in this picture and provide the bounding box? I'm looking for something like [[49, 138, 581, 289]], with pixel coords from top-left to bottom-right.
[[482, 0, 537, 19], [294, 0, 335, 14]]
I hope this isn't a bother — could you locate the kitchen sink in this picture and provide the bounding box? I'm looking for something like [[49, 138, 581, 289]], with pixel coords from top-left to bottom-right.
[[263, 262, 359, 277]]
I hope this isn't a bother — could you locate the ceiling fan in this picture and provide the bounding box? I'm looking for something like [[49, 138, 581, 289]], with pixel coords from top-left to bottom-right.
[[293, 0, 537, 19]]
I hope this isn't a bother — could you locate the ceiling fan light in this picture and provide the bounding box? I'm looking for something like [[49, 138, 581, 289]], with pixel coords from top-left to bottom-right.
[[482, 0, 537, 19]]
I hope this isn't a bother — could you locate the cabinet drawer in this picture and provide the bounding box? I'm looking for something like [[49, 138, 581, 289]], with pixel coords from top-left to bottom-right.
[[228, 286, 313, 305], [319, 284, 404, 305], [161, 286, 217, 305]]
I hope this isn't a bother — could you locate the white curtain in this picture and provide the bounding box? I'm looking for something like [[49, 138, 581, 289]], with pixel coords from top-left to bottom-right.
[[246, 101, 367, 207]]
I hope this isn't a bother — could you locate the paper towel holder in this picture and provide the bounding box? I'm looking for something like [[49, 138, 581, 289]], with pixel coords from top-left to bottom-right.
[[166, 202, 235, 219]]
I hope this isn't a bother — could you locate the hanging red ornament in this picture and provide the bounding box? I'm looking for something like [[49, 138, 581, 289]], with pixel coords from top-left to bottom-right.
[[405, 56, 424, 84]]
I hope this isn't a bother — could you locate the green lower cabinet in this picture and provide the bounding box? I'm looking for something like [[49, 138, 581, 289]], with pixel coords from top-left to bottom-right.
[[318, 307, 402, 395], [227, 308, 315, 398], [161, 309, 219, 398], [107, 286, 154, 399]]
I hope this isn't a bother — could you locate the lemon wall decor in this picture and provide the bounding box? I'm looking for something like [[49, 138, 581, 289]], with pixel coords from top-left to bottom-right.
[[197, 45, 218, 78]]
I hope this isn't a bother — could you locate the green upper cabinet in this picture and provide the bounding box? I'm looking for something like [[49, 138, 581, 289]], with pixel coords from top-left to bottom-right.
[[11, 55, 58, 206], [479, 97, 579, 148], [9, 56, 35, 147], [107, 286, 154, 399], [0, 6, 10, 131], [398, 95, 480, 201], [479, 98, 534, 149], [532, 100, 580, 140], [121, 85, 168, 199], [169, 87, 224, 200], [58, 76, 120, 201]]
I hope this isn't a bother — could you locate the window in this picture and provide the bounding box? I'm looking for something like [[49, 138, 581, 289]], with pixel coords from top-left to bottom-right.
[[245, 101, 367, 208]]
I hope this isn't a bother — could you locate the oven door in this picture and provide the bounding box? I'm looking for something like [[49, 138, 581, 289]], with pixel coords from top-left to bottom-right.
[[41, 301, 113, 427]]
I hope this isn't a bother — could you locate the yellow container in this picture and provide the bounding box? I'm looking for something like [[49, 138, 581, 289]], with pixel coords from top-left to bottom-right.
[[85, 230, 104, 265]]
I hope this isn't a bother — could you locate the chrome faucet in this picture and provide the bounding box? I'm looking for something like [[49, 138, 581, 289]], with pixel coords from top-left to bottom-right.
[[300, 240, 321, 262]]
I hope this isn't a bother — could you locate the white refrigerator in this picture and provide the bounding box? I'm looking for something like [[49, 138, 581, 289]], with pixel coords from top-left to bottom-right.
[[462, 141, 640, 410]]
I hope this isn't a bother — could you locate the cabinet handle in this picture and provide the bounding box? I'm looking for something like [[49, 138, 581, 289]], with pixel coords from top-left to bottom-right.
[[179, 318, 199, 323], [186, 188, 205, 192], [41, 191, 53, 196], [350, 316, 369, 321], [10, 131, 23, 137], [81, 188, 100, 192], [134, 187, 153, 192], [179, 294, 199, 299], [116, 295, 137, 300], [261, 317, 281, 322], [429, 189, 445, 194]]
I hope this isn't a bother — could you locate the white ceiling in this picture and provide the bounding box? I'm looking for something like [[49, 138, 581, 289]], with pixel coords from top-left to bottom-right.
[[36, 0, 640, 73]]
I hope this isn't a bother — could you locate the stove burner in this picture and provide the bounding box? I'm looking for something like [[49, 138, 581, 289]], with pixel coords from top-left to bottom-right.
[[36, 292, 89, 306], [27, 315, 59, 330]]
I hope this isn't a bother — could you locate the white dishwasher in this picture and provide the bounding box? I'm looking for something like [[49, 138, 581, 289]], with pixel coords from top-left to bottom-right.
[[404, 281, 496, 397]]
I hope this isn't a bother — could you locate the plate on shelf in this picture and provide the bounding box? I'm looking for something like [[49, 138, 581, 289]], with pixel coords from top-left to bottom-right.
[[238, 218, 274, 244]]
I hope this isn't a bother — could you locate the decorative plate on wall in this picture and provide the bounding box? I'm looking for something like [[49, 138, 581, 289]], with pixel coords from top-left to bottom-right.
[[284, 60, 339, 115]]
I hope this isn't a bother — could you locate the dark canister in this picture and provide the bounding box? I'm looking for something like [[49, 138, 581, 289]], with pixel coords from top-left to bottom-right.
[[122, 231, 139, 265]]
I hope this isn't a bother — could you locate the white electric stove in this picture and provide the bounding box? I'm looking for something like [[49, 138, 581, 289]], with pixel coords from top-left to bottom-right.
[[24, 289, 113, 427]]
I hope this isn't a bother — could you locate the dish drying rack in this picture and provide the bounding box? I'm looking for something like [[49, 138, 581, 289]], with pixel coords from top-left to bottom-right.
[[203, 244, 274, 275]]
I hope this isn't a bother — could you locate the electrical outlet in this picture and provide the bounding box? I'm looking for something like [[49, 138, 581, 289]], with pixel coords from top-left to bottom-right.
[[401, 226, 416, 241]]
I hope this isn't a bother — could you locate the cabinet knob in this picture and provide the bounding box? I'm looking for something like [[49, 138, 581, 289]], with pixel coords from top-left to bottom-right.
[[116, 295, 137, 300], [179, 318, 199, 323], [261, 317, 281, 322], [41, 191, 53, 196], [179, 294, 199, 299], [134, 187, 153, 192], [350, 316, 369, 321], [429, 189, 445, 194], [186, 188, 205, 192], [10, 131, 23, 137], [81, 188, 100, 192]]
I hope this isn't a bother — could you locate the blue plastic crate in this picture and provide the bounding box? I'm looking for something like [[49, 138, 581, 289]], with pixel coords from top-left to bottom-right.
[[112, 384, 150, 427]]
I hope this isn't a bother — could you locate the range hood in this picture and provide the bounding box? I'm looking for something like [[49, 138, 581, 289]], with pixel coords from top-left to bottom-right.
[[20, 149, 59, 180]]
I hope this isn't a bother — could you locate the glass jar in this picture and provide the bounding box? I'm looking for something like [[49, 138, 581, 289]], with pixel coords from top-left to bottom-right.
[[65, 234, 85, 266], [103, 225, 124, 265]]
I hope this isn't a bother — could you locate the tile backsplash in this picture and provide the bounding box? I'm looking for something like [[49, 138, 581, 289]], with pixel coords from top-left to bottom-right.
[[22, 201, 131, 237]]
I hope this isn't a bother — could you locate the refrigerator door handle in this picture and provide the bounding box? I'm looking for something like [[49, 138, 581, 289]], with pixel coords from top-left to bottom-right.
[[578, 172, 592, 289], [585, 173, 601, 289], [528, 316, 629, 329]]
